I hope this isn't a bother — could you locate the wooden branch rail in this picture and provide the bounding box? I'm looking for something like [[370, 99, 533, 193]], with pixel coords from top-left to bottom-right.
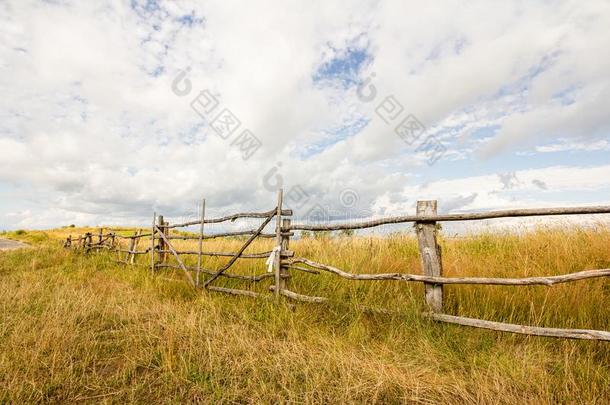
[[268, 286, 327, 303], [268, 288, 610, 341], [115, 233, 153, 239], [288, 205, 610, 231], [157, 249, 279, 259], [166, 209, 293, 228], [207, 285, 271, 300], [286, 258, 610, 286], [285, 265, 320, 275], [72, 232, 153, 240], [162, 231, 278, 240], [427, 313, 610, 341], [157, 249, 294, 259], [116, 248, 151, 255], [156, 263, 280, 282]]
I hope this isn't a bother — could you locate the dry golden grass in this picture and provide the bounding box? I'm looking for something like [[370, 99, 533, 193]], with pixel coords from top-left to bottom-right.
[[1, 224, 609, 403]]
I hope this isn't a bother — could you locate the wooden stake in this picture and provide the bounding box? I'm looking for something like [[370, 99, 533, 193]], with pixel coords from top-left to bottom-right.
[[85, 233, 92, 253], [132, 229, 141, 264], [157, 215, 165, 264], [274, 189, 284, 298], [151, 212, 156, 274], [126, 232, 136, 262], [128, 229, 142, 264], [197, 198, 206, 288], [416, 200, 443, 313], [280, 218, 291, 291]]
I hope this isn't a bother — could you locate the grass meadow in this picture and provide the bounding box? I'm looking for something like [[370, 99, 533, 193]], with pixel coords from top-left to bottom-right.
[[1, 223, 609, 403]]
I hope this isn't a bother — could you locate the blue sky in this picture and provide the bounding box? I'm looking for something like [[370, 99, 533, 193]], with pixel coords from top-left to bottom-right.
[[0, 0, 609, 230]]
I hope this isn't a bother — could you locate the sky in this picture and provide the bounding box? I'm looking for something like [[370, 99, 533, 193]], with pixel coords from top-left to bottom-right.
[[0, 0, 609, 231]]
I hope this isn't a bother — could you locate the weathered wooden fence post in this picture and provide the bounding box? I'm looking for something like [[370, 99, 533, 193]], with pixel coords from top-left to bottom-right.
[[126, 231, 136, 263], [416, 200, 443, 313], [130, 229, 142, 265], [163, 219, 170, 264], [280, 218, 291, 291], [98, 228, 104, 253], [274, 189, 284, 298], [85, 232, 92, 253], [197, 198, 206, 287], [151, 212, 156, 274], [157, 215, 166, 265], [118, 234, 127, 262]]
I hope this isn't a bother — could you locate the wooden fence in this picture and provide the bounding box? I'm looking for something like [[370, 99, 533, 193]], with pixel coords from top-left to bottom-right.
[[63, 192, 610, 341]]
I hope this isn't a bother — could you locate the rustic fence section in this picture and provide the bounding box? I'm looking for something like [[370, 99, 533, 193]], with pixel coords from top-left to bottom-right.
[[65, 190, 293, 299], [63, 196, 610, 341]]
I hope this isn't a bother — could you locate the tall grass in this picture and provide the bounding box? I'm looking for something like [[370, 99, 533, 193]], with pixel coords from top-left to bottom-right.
[[0, 224, 609, 403]]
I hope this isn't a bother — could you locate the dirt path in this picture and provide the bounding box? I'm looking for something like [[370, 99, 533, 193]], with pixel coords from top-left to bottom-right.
[[0, 239, 29, 251]]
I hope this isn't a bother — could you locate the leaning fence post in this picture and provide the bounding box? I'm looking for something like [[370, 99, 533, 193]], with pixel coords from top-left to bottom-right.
[[274, 188, 284, 298], [280, 218, 291, 291], [416, 200, 443, 313]]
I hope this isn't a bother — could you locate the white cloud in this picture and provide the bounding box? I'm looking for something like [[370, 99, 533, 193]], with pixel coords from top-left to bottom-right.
[[0, 0, 609, 229], [534, 139, 610, 153]]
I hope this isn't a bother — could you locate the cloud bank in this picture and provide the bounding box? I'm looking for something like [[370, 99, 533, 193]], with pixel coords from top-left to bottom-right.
[[1, 0, 609, 230]]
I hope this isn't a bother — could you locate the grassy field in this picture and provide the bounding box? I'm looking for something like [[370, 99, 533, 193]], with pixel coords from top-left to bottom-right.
[[1, 224, 609, 403]]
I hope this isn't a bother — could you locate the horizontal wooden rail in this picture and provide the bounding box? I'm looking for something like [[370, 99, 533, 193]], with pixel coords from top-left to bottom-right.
[[161, 249, 294, 258], [427, 313, 610, 341], [162, 231, 277, 240], [115, 233, 152, 239], [156, 249, 280, 259], [288, 205, 610, 231], [116, 248, 151, 255], [286, 258, 610, 286], [268, 287, 610, 341], [285, 265, 320, 275], [87, 245, 112, 250], [156, 263, 279, 282], [207, 285, 271, 299], [69, 233, 150, 241], [268, 286, 327, 303], [166, 208, 293, 229]]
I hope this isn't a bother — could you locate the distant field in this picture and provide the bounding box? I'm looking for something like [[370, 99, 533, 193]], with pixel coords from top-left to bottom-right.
[[1, 225, 609, 403]]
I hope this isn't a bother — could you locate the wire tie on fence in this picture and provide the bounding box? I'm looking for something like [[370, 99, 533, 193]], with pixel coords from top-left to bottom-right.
[[265, 246, 282, 273]]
